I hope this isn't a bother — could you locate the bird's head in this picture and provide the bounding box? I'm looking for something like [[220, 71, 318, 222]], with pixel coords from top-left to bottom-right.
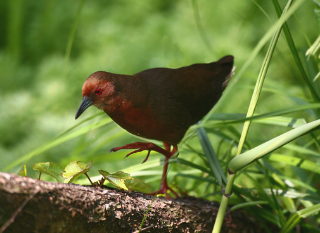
[[75, 71, 115, 119]]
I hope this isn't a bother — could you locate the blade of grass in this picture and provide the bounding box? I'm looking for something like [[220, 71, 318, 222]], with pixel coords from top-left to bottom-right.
[[212, 1, 294, 232], [306, 35, 320, 57], [253, 116, 306, 128], [269, 153, 320, 174], [206, 0, 306, 115], [272, 0, 320, 101], [280, 204, 320, 233], [64, 0, 86, 63], [4, 118, 112, 171], [7, 0, 23, 60], [173, 158, 211, 174], [197, 127, 226, 185], [229, 119, 320, 172], [230, 200, 268, 212], [191, 0, 214, 53], [57, 112, 104, 138], [251, 0, 272, 22], [284, 144, 320, 157], [204, 103, 320, 127]]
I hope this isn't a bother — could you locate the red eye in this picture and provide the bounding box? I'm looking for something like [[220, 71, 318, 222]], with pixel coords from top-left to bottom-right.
[[94, 89, 103, 95]]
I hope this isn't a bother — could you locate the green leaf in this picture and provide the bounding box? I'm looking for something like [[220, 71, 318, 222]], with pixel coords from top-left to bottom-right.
[[197, 126, 226, 185], [76, 158, 162, 184], [229, 119, 320, 172], [99, 170, 152, 192], [62, 161, 91, 183], [230, 201, 268, 212], [280, 204, 320, 233], [99, 170, 132, 190], [99, 170, 131, 180], [281, 197, 296, 213], [18, 164, 27, 177], [32, 162, 62, 182]]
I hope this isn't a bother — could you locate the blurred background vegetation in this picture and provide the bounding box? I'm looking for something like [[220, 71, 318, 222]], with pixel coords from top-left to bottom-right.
[[0, 0, 319, 231]]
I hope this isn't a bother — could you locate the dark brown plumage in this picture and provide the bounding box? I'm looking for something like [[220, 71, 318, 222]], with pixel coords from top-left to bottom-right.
[[76, 55, 234, 196]]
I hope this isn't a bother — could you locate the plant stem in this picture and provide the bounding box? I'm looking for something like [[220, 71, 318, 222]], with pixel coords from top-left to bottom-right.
[[212, 1, 293, 232], [212, 173, 235, 233], [85, 173, 93, 185]]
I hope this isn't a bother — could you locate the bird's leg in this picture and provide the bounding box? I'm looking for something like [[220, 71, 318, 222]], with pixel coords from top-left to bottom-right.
[[111, 142, 179, 197], [148, 143, 179, 197]]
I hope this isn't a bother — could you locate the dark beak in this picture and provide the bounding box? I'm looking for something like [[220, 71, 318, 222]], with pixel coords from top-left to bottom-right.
[[75, 96, 93, 119]]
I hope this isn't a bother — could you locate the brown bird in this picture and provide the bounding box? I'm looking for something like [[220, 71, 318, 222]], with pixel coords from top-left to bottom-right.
[[75, 55, 234, 196]]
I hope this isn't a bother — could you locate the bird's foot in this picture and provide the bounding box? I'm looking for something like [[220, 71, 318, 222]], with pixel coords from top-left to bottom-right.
[[111, 142, 179, 197], [111, 142, 171, 163]]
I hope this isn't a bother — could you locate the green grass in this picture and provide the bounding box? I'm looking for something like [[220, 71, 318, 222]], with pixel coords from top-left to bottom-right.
[[0, 0, 319, 232]]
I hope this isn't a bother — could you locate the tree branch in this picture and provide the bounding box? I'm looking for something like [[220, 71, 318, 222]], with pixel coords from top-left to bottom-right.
[[0, 172, 260, 233]]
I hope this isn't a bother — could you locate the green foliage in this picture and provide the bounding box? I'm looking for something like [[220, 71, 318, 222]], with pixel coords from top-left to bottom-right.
[[62, 161, 91, 183], [280, 204, 320, 233], [99, 170, 132, 190], [18, 164, 27, 177], [229, 119, 320, 172], [32, 161, 62, 182], [197, 126, 226, 185], [99, 170, 151, 192], [0, 0, 319, 232]]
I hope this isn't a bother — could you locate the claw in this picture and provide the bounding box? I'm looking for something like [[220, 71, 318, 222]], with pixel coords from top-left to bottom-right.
[[142, 150, 151, 163]]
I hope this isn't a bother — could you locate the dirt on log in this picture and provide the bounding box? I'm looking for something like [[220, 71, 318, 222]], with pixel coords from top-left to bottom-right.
[[0, 172, 260, 233]]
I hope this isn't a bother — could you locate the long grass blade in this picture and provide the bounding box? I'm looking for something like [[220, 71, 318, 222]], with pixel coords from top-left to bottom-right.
[[4, 118, 112, 171], [269, 153, 320, 174], [197, 127, 226, 185], [207, 0, 306, 114], [64, 0, 86, 62], [272, 0, 320, 100], [213, 1, 297, 232], [229, 119, 320, 172], [191, 0, 214, 53], [204, 104, 320, 128]]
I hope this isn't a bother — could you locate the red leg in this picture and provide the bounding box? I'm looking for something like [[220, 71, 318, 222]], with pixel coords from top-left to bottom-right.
[[149, 150, 179, 198], [111, 142, 179, 197]]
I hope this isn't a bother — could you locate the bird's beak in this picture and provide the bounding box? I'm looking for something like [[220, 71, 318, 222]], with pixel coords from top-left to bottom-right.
[[75, 96, 93, 119]]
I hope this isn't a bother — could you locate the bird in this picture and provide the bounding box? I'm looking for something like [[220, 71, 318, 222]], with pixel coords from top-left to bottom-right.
[[75, 55, 234, 197]]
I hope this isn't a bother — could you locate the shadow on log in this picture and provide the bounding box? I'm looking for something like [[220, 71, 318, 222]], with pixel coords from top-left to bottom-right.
[[0, 172, 261, 233]]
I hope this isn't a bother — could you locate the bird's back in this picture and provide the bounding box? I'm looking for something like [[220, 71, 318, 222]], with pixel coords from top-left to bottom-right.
[[126, 55, 234, 144]]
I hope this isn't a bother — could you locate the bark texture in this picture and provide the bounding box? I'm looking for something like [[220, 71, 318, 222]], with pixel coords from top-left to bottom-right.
[[0, 172, 259, 233]]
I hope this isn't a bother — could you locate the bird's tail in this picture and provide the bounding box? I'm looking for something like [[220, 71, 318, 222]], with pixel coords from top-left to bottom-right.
[[217, 55, 234, 88]]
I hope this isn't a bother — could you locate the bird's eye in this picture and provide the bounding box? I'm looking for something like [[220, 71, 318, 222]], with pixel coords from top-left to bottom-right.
[[94, 89, 103, 95]]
